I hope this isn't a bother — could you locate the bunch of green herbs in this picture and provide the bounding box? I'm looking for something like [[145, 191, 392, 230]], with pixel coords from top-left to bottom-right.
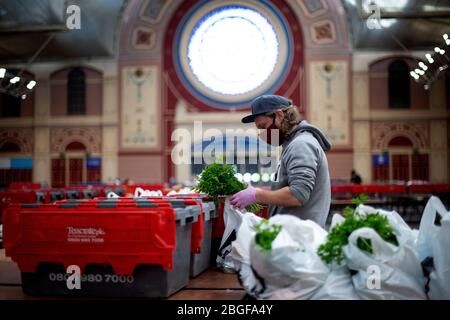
[[253, 219, 282, 252], [193, 162, 263, 213], [317, 194, 398, 264]]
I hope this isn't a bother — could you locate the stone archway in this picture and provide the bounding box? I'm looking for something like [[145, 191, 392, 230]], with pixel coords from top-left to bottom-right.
[[372, 122, 428, 150], [0, 129, 33, 154], [50, 128, 101, 154]]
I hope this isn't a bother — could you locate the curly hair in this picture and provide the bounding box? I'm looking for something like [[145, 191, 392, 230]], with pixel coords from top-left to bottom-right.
[[280, 105, 302, 139]]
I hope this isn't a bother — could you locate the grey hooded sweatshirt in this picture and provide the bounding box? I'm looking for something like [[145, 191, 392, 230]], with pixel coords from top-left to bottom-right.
[[268, 120, 331, 227]]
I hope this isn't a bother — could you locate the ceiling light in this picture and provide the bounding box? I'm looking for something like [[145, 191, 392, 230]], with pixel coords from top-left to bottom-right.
[[426, 54, 434, 64], [26, 80, 36, 90], [21, 94, 27, 100], [419, 62, 428, 70], [0, 68, 5, 78], [9, 76, 20, 84], [410, 71, 419, 80], [444, 34, 450, 45], [435, 47, 441, 53], [440, 49, 445, 55]]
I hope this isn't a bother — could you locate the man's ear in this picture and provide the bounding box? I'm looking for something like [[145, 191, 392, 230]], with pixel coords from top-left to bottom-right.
[[275, 109, 284, 122]]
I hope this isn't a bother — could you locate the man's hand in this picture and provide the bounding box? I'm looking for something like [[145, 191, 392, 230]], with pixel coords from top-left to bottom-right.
[[230, 183, 257, 209]]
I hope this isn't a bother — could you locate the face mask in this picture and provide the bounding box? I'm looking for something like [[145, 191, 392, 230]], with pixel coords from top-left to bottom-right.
[[259, 114, 284, 146]]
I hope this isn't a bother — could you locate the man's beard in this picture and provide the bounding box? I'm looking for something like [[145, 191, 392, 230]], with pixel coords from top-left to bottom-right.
[[259, 126, 286, 146]]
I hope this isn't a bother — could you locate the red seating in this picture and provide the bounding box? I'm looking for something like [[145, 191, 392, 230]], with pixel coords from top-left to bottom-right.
[[433, 184, 450, 193], [331, 184, 353, 194], [409, 184, 433, 194], [351, 184, 380, 195], [376, 185, 407, 194], [8, 183, 42, 191]]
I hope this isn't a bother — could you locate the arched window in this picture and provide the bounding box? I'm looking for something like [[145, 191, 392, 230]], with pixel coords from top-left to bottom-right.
[[65, 141, 86, 151], [67, 68, 86, 115], [0, 142, 21, 152], [388, 60, 410, 109], [387, 136, 413, 147], [174, 2, 292, 107]]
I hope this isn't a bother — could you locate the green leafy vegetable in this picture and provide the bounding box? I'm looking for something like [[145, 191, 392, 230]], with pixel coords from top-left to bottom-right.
[[193, 161, 263, 213], [317, 194, 398, 264], [253, 219, 282, 252]]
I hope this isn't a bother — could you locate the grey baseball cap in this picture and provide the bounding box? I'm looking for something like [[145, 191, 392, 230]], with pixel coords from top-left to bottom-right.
[[241, 95, 291, 123]]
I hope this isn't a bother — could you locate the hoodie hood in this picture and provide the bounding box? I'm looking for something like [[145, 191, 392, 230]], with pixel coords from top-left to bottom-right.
[[283, 120, 331, 151]]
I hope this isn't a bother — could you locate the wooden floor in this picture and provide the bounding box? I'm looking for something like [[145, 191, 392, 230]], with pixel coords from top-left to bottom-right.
[[0, 249, 246, 300]]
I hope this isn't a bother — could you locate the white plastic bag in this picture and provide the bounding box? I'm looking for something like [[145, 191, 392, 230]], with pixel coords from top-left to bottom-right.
[[231, 211, 263, 297], [216, 198, 248, 271], [250, 215, 330, 300], [416, 196, 450, 299], [343, 227, 426, 300], [312, 213, 360, 300], [356, 205, 418, 245], [231, 210, 263, 266], [311, 264, 360, 300]]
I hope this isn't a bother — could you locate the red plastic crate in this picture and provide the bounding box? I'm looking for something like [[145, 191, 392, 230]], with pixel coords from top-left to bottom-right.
[[0, 191, 45, 218], [212, 200, 226, 239], [61, 197, 204, 255], [3, 203, 176, 275]]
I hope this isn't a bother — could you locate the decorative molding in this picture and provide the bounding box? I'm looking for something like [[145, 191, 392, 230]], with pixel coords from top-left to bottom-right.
[[0, 118, 33, 127], [132, 26, 157, 50], [309, 60, 349, 146], [297, 0, 328, 18], [50, 127, 101, 154], [354, 110, 446, 121], [121, 65, 160, 149], [0, 129, 33, 153], [310, 20, 336, 45], [372, 122, 429, 150], [139, 0, 172, 24]]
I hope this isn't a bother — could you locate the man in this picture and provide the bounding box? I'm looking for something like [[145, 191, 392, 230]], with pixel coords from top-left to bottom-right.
[[230, 95, 331, 227], [350, 169, 362, 184]]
